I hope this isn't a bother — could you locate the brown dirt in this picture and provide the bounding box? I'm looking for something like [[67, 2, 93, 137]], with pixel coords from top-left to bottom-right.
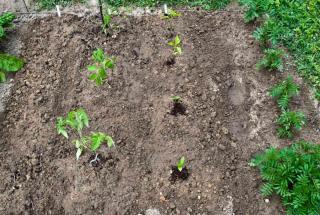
[[1, 7, 320, 215]]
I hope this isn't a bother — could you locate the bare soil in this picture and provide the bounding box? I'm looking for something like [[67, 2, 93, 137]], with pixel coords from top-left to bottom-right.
[[1, 7, 320, 215]]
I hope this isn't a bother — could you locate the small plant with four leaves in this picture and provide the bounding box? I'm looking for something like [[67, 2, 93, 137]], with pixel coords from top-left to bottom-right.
[[86, 48, 115, 86], [168, 35, 182, 55], [269, 76, 300, 111], [250, 140, 320, 215], [56, 108, 114, 160], [277, 111, 306, 139], [256, 48, 284, 71]]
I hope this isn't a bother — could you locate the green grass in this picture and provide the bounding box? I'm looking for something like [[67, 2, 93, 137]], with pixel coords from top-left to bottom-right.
[[240, 0, 320, 98], [35, 0, 85, 9]]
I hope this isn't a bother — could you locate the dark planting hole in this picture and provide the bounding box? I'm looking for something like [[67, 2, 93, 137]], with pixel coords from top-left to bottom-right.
[[170, 102, 186, 116], [169, 166, 190, 183], [165, 57, 176, 66], [89, 154, 106, 168]]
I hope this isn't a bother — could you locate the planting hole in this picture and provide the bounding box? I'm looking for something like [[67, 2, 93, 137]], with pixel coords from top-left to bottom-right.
[[170, 166, 189, 182]]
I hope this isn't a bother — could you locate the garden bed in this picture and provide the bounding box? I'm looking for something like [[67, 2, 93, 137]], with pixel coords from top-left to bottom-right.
[[0, 6, 319, 214]]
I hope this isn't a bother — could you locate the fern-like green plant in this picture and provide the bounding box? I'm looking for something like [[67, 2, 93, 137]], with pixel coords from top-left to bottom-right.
[[257, 48, 284, 71], [56, 108, 114, 160], [251, 140, 320, 215], [277, 111, 306, 139], [269, 76, 300, 111]]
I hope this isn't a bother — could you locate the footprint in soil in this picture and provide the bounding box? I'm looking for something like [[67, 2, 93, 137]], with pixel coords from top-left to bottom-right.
[[170, 102, 187, 116], [169, 166, 190, 183]]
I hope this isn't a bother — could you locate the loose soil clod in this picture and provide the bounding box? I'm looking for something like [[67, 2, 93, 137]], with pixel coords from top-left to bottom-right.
[[169, 166, 190, 182], [170, 102, 186, 116]]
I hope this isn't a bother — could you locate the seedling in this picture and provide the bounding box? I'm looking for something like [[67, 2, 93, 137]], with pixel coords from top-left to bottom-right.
[[169, 95, 186, 116], [251, 140, 320, 214], [162, 9, 181, 19], [86, 48, 115, 86], [102, 14, 111, 33], [269, 76, 300, 111], [256, 48, 284, 71], [168, 36, 182, 55], [56, 108, 114, 160], [277, 111, 306, 139], [0, 12, 15, 38], [170, 95, 181, 103], [177, 156, 185, 172]]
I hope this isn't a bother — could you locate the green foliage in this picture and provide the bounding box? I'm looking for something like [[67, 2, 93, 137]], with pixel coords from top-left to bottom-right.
[[251, 140, 320, 215], [0, 53, 24, 83], [162, 9, 181, 19], [168, 36, 182, 55], [104, 0, 231, 10], [256, 48, 284, 71], [56, 108, 114, 160], [87, 48, 115, 86], [177, 156, 185, 172], [103, 15, 112, 33], [0, 12, 15, 38], [35, 0, 85, 9], [170, 95, 181, 103], [240, 0, 320, 96], [269, 76, 299, 111], [277, 111, 306, 139]]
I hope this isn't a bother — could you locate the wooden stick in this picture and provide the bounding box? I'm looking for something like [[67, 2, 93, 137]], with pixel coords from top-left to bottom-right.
[[21, 0, 29, 12], [98, 0, 104, 25]]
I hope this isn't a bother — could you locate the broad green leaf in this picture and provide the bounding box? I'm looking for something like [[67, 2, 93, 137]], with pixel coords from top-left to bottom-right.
[[87, 65, 97, 71], [104, 135, 114, 148], [0, 54, 24, 72], [89, 73, 97, 80], [90, 132, 105, 152], [168, 41, 175, 47], [175, 47, 182, 55], [92, 48, 105, 63], [174, 35, 181, 45], [105, 59, 114, 69]]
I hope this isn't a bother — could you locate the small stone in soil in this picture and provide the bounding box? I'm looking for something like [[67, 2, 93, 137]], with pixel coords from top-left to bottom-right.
[[169, 166, 190, 182], [170, 102, 187, 116]]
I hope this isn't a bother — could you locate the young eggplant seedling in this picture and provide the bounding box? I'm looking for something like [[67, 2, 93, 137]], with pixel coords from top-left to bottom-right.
[[168, 35, 182, 55], [56, 108, 114, 160], [162, 9, 182, 19], [170, 95, 186, 116], [86, 48, 115, 86], [170, 156, 189, 182]]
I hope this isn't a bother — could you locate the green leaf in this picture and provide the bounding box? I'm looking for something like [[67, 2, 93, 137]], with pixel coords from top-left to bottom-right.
[[56, 117, 68, 139], [90, 132, 105, 152], [0, 54, 24, 72], [87, 65, 97, 71], [174, 35, 181, 46], [105, 59, 114, 69], [92, 48, 105, 63], [104, 135, 114, 148], [0, 71, 6, 82], [175, 47, 182, 55], [89, 73, 97, 80], [76, 147, 83, 160], [177, 156, 185, 172]]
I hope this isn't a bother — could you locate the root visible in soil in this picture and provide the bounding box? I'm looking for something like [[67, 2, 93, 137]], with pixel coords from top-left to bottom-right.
[[170, 102, 186, 116], [89, 154, 105, 167], [170, 166, 190, 182]]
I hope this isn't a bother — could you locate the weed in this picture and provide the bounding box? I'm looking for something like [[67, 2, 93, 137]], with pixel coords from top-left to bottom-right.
[[87, 48, 115, 86], [277, 111, 306, 139], [0, 12, 15, 39], [168, 35, 182, 55], [240, 0, 320, 98], [250, 140, 320, 215], [0, 54, 25, 82], [177, 156, 185, 172], [56, 108, 114, 160], [170, 95, 181, 103], [162, 9, 181, 19], [269, 76, 299, 111], [256, 48, 284, 72], [102, 14, 112, 33], [35, 0, 85, 9]]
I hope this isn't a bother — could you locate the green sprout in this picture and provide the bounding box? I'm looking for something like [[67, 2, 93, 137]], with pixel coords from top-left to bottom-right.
[[87, 48, 115, 86], [177, 156, 185, 172], [170, 95, 181, 103], [162, 9, 182, 19], [102, 14, 112, 33], [56, 108, 114, 160], [168, 35, 182, 55]]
